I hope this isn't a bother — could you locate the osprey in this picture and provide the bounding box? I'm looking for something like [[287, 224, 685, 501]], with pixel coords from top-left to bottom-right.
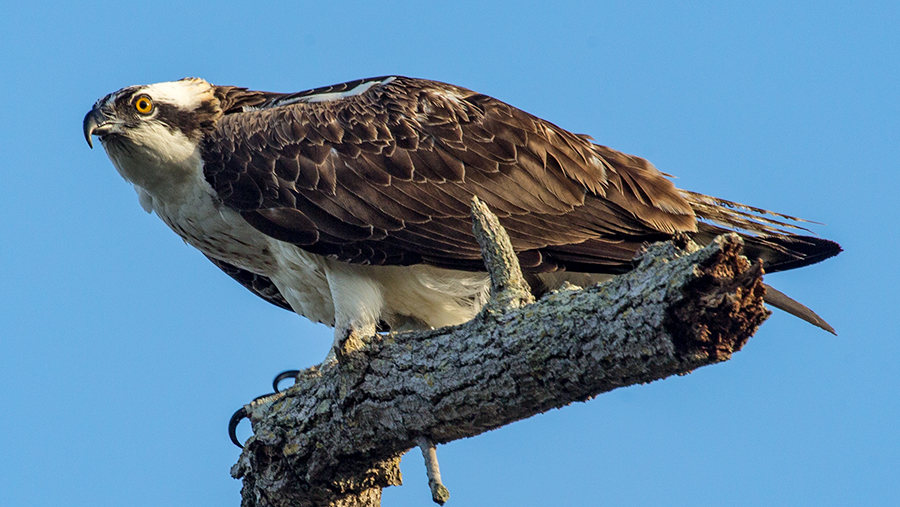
[[84, 76, 841, 355]]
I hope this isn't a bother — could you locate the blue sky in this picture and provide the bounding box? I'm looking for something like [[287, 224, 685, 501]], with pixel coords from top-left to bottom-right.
[[1, 1, 897, 505]]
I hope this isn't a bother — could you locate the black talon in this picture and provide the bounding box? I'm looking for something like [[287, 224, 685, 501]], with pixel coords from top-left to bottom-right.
[[228, 392, 282, 448], [228, 406, 249, 448], [273, 370, 301, 393]]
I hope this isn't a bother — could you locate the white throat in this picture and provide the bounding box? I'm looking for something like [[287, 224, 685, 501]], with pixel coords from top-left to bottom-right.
[[103, 123, 205, 206]]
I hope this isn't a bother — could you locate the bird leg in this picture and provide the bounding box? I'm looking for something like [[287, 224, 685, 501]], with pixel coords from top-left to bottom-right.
[[417, 436, 450, 505], [322, 259, 384, 362], [332, 321, 376, 362]]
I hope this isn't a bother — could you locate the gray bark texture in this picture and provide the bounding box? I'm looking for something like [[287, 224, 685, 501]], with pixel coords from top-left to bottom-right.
[[231, 198, 771, 507]]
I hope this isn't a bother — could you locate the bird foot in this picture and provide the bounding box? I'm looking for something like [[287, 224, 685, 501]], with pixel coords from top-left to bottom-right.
[[332, 324, 374, 362], [228, 369, 302, 448]]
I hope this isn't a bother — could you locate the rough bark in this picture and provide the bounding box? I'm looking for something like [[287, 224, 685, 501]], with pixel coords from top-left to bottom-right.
[[232, 200, 770, 507]]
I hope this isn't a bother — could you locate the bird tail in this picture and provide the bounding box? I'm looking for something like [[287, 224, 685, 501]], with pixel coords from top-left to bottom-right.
[[682, 190, 842, 273]]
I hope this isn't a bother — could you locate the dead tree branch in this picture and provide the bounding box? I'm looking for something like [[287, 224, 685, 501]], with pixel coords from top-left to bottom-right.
[[231, 199, 770, 507]]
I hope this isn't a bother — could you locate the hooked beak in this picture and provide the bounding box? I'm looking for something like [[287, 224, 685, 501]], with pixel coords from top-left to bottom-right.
[[83, 105, 117, 149]]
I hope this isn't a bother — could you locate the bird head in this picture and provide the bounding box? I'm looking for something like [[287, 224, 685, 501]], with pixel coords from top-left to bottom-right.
[[83, 78, 223, 193], [83, 77, 222, 148]]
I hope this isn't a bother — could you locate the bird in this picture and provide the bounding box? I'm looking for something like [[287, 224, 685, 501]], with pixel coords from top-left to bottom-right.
[[83, 75, 841, 358]]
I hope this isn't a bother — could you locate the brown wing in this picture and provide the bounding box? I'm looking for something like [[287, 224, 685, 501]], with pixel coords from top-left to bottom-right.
[[200, 76, 700, 273]]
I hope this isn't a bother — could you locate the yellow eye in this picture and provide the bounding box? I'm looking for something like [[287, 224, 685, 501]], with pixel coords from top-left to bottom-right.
[[134, 95, 154, 114]]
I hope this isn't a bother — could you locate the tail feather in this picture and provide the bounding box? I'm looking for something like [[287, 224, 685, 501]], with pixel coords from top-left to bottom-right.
[[682, 190, 817, 235], [763, 284, 836, 335], [682, 190, 842, 275], [692, 223, 842, 273]]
